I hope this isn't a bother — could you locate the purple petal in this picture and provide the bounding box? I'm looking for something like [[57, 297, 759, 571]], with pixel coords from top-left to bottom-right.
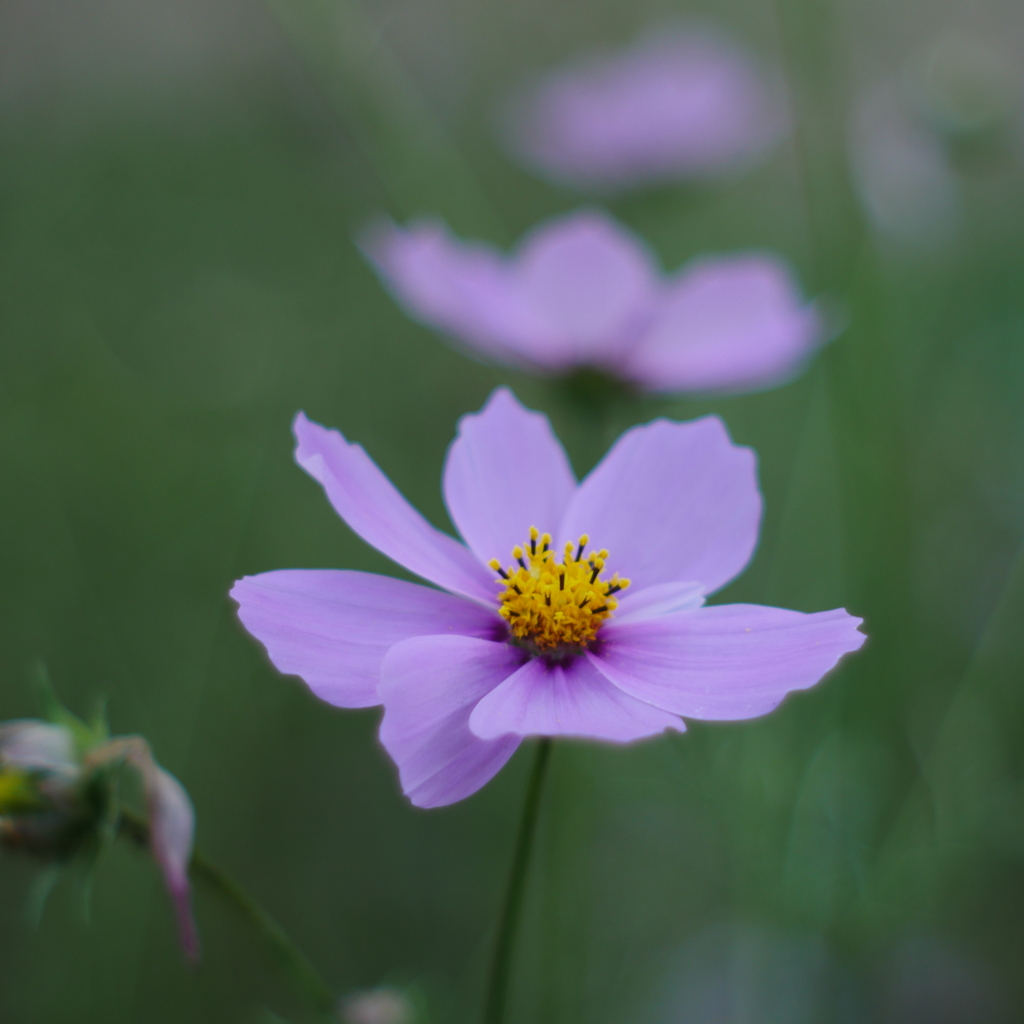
[[145, 765, 199, 961], [591, 603, 866, 720], [614, 581, 705, 623], [293, 413, 495, 604], [624, 255, 824, 393], [86, 738, 199, 959], [0, 721, 77, 773], [444, 388, 576, 569], [360, 219, 553, 369], [361, 212, 657, 373], [502, 24, 788, 192], [379, 636, 524, 807], [231, 570, 501, 708], [558, 416, 761, 595], [468, 655, 683, 742], [509, 210, 658, 367]]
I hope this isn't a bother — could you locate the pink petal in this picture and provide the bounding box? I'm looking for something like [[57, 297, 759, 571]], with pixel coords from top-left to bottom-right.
[[378, 636, 524, 808], [90, 738, 199, 959], [591, 603, 866, 720], [0, 721, 77, 773], [558, 416, 761, 595], [293, 413, 495, 604], [360, 219, 552, 369], [360, 212, 658, 373], [510, 210, 658, 367], [613, 581, 705, 623], [443, 388, 576, 569], [468, 655, 683, 742], [143, 764, 199, 961], [231, 570, 501, 708], [502, 24, 788, 191], [624, 255, 824, 393]]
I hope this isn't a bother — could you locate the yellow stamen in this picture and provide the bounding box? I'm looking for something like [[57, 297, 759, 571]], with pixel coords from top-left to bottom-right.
[[492, 527, 630, 652], [0, 769, 42, 815]]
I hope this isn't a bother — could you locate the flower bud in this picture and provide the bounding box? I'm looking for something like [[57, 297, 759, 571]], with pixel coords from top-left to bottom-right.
[[0, 710, 198, 959], [0, 721, 98, 859]]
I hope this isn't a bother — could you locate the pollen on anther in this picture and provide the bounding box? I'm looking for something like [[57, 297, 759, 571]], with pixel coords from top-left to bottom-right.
[[490, 526, 629, 652]]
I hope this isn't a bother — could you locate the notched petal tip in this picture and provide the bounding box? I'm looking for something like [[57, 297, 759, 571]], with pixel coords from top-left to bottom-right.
[[594, 602, 867, 723], [291, 409, 312, 435], [291, 412, 332, 486], [445, 387, 577, 573], [284, 411, 497, 604], [456, 386, 563, 448], [292, 410, 353, 473], [455, 386, 526, 436], [560, 411, 762, 595]]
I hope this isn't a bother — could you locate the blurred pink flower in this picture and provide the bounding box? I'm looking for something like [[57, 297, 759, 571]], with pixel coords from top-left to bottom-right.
[[500, 24, 789, 192], [232, 389, 864, 808], [363, 210, 823, 394]]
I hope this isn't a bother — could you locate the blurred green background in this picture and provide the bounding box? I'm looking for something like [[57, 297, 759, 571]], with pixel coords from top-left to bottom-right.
[[3, 0, 1024, 1020]]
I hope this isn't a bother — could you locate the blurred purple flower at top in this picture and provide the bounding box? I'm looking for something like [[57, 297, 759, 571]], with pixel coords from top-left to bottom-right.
[[500, 24, 789, 192], [363, 210, 824, 394], [231, 389, 864, 808]]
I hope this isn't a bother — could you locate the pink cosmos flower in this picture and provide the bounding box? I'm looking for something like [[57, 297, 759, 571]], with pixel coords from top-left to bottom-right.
[[500, 24, 789, 192], [231, 389, 864, 808], [363, 210, 823, 395]]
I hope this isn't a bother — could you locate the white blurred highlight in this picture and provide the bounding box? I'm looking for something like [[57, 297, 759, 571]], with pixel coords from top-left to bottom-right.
[[337, 988, 415, 1024]]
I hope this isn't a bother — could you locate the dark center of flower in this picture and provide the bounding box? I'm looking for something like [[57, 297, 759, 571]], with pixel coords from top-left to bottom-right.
[[488, 526, 630, 656]]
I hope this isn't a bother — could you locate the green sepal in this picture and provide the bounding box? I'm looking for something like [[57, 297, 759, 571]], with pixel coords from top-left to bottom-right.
[[30, 661, 107, 756], [25, 865, 62, 929]]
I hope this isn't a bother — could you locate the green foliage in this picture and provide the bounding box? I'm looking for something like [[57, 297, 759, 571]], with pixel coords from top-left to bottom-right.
[[31, 662, 109, 756]]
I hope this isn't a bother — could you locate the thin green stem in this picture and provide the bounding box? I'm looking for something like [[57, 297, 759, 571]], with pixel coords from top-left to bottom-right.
[[118, 811, 336, 1017], [190, 850, 336, 1015], [483, 738, 553, 1024]]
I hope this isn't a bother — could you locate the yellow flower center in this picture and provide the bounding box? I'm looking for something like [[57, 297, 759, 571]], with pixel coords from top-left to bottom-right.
[[489, 526, 630, 654], [0, 768, 42, 815]]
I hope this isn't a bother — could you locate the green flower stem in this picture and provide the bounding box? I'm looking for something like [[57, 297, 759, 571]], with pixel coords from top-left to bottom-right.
[[483, 738, 553, 1024], [117, 811, 336, 1018]]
